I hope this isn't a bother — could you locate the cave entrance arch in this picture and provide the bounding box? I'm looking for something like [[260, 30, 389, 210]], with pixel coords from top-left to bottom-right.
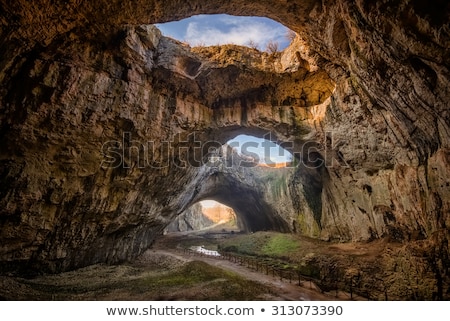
[[175, 129, 302, 233], [166, 200, 240, 234], [189, 171, 292, 233], [155, 14, 293, 51]]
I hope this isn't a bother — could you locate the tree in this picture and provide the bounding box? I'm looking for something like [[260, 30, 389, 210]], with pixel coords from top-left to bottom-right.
[[265, 40, 279, 54], [246, 39, 259, 51]]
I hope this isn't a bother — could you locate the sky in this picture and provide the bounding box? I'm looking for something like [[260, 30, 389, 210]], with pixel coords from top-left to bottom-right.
[[200, 200, 228, 208], [156, 14, 291, 50], [227, 134, 293, 164]]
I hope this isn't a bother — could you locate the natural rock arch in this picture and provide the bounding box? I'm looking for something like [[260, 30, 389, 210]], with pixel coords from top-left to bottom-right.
[[190, 173, 290, 233]]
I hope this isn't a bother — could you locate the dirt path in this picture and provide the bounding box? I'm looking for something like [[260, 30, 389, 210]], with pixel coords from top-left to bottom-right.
[[0, 231, 368, 301], [149, 248, 343, 301]]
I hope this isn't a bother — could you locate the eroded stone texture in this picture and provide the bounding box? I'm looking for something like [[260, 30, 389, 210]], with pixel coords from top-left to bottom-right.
[[0, 0, 449, 274], [165, 203, 214, 233]]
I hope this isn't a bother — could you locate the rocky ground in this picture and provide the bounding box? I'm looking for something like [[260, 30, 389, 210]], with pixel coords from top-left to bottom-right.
[[0, 250, 275, 301], [0, 251, 328, 301], [2, 229, 446, 301], [0, 230, 354, 301]]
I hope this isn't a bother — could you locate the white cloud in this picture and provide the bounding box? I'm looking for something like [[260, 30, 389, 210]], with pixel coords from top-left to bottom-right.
[[228, 135, 293, 164], [184, 17, 288, 49]]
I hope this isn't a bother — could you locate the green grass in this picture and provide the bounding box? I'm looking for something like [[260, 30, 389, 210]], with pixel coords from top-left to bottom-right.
[[147, 261, 226, 286], [219, 232, 269, 255], [133, 261, 271, 300], [219, 231, 300, 258], [14, 260, 272, 300], [261, 234, 299, 256]]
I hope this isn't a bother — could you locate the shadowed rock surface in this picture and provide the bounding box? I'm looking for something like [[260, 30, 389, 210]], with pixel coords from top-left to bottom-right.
[[0, 0, 449, 294], [165, 203, 216, 233]]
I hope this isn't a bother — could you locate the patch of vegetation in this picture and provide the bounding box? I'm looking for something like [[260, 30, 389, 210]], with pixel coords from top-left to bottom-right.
[[123, 260, 274, 300], [219, 232, 321, 277], [219, 232, 272, 255], [7, 260, 272, 301], [261, 234, 299, 256], [219, 231, 300, 258], [141, 261, 223, 287]]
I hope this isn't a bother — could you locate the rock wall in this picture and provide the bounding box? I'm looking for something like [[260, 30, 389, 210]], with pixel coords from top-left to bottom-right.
[[0, 0, 448, 273], [166, 200, 238, 233], [165, 203, 214, 233]]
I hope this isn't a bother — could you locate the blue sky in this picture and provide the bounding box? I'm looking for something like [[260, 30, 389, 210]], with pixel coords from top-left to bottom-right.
[[156, 14, 291, 50], [227, 134, 293, 164]]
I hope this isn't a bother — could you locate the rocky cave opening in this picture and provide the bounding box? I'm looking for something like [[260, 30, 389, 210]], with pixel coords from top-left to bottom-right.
[[0, 0, 449, 300], [226, 134, 294, 166], [166, 200, 239, 234], [155, 14, 294, 51], [166, 133, 295, 234]]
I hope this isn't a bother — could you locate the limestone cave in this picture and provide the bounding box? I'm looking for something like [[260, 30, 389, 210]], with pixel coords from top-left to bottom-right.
[[0, 0, 449, 300]]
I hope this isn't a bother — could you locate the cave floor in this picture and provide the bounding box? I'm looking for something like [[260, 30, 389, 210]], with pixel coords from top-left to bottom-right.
[[0, 252, 331, 301], [0, 230, 437, 301]]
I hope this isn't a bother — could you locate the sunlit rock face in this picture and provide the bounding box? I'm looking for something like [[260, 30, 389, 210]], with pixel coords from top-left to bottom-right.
[[165, 203, 214, 233], [0, 0, 449, 273], [166, 200, 237, 233]]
